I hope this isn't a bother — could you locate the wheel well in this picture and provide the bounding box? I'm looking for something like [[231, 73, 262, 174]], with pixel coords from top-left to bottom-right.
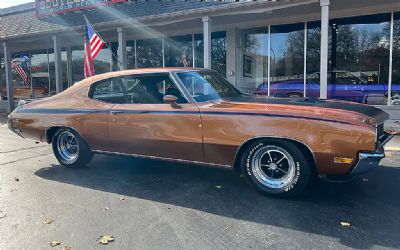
[[45, 126, 62, 143], [233, 137, 316, 174]]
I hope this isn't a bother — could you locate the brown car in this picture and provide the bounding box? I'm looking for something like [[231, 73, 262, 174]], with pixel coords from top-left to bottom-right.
[[7, 68, 393, 197]]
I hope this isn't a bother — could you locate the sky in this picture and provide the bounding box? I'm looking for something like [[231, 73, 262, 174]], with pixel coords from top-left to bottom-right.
[[0, 0, 33, 9]]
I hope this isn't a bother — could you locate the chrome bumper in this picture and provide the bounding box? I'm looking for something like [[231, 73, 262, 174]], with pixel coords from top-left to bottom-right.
[[351, 133, 394, 176]]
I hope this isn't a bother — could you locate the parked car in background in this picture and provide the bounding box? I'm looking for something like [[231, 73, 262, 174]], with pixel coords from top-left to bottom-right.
[[8, 68, 393, 198], [255, 70, 400, 104]]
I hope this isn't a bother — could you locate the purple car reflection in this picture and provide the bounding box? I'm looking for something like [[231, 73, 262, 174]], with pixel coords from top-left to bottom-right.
[[255, 70, 399, 104]]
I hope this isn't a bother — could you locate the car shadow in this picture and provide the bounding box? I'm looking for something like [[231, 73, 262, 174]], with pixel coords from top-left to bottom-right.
[[35, 154, 400, 249]]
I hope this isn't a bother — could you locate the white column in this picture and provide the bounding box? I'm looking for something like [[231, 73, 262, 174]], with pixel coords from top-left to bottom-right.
[[3, 42, 14, 112], [319, 0, 329, 99], [226, 28, 237, 85], [66, 47, 73, 87], [202, 16, 211, 69], [52, 35, 63, 93], [117, 27, 127, 70], [388, 12, 394, 106]]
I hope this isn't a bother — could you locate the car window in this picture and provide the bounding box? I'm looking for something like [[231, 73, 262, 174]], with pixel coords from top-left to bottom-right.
[[90, 78, 127, 104], [177, 71, 241, 102], [89, 74, 187, 104]]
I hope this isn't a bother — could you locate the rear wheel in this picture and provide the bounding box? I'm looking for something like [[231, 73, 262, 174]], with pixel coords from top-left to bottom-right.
[[240, 139, 311, 198], [52, 128, 93, 168]]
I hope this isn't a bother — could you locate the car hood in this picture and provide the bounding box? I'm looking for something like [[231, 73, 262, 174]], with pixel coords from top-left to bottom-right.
[[217, 95, 389, 126]]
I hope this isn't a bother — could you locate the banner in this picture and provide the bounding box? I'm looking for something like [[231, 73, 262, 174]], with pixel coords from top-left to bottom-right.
[[35, 0, 127, 17]]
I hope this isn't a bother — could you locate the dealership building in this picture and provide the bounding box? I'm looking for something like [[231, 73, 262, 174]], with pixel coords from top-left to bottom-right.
[[1, 0, 400, 112]]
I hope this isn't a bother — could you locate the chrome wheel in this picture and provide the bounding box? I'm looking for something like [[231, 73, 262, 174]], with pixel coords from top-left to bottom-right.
[[251, 145, 296, 189], [56, 130, 79, 164]]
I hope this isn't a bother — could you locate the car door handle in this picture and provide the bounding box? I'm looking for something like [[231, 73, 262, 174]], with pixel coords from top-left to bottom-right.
[[110, 110, 124, 115]]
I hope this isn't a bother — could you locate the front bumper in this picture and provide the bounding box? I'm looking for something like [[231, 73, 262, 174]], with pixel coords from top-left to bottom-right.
[[351, 132, 394, 176]]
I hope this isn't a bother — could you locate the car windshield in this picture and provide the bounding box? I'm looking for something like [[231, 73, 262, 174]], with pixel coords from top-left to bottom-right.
[[177, 71, 241, 102]]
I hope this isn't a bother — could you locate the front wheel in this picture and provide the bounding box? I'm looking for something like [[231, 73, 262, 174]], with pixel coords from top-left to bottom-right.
[[240, 139, 311, 198], [52, 128, 93, 168]]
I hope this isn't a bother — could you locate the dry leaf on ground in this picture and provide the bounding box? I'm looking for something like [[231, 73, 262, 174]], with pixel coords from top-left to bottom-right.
[[340, 221, 352, 227], [98, 235, 115, 245], [43, 218, 54, 224], [119, 197, 125, 201], [63, 245, 71, 250], [50, 240, 61, 247]]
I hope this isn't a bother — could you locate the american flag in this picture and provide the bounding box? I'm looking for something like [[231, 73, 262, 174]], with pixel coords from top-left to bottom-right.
[[84, 18, 105, 78], [11, 60, 29, 86]]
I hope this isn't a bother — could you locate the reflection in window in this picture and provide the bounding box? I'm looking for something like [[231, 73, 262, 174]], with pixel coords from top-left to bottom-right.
[[240, 27, 269, 93], [72, 46, 110, 84], [328, 14, 390, 104], [164, 35, 193, 67], [136, 38, 163, 68], [270, 23, 305, 98], [211, 32, 227, 77], [30, 50, 50, 97], [392, 12, 400, 105], [126, 41, 136, 69], [10, 52, 31, 99]]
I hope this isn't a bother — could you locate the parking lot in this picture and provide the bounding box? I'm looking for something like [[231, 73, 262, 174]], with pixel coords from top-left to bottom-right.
[[1, 117, 400, 250]]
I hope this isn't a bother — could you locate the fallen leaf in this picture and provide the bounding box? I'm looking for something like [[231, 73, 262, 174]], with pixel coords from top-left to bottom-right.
[[43, 218, 54, 224], [14, 177, 19, 182], [119, 197, 125, 201], [224, 226, 229, 230], [63, 245, 71, 250], [104, 207, 109, 211], [50, 240, 61, 247], [0, 211, 6, 219], [215, 185, 222, 189], [340, 221, 352, 227], [98, 235, 114, 245]]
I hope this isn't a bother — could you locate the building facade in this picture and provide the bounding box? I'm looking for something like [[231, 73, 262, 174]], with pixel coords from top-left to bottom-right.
[[1, 0, 400, 112]]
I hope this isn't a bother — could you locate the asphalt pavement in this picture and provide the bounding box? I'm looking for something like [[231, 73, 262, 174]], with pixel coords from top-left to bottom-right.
[[1, 116, 400, 250]]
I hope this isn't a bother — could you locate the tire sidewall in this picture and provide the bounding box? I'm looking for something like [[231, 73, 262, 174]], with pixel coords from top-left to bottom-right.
[[52, 128, 93, 168], [242, 140, 310, 197]]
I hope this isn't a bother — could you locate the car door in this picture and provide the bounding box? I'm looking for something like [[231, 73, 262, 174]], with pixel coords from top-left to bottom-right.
[[105, 73, 203, 162]]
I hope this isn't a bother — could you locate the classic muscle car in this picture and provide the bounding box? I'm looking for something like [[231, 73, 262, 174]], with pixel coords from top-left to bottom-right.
[[8, 68, 393, 197]]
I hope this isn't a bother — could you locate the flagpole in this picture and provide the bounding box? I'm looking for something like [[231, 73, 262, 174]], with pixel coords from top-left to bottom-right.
[[83, 15, 123, 69]]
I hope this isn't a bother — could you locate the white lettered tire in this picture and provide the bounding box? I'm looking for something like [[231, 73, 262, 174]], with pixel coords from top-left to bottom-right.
[[240, 139, 311, 198]]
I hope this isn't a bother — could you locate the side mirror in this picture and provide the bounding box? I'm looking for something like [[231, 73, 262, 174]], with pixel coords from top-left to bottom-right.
[[163, 95, 180, 108]]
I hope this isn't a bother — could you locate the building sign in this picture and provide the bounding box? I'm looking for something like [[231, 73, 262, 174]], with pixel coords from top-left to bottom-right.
[[35, 0, 127, 17]]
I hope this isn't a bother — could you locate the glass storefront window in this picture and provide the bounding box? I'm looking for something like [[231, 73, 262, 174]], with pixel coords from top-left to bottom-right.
[[136, 38, 163, 68], [31, 50, 50, 97], [239, 27, 269, 93], [72, 47, 110, 83], [270, 23, 305, 98], [164, 35, 193, 67], [211, 31, 227, 77], [392, 12, 400, 105], [11, 52, 31, 99], [306, 21, 321, 98], [327, 14, 391, 104], [127, 41, 136, 69]]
